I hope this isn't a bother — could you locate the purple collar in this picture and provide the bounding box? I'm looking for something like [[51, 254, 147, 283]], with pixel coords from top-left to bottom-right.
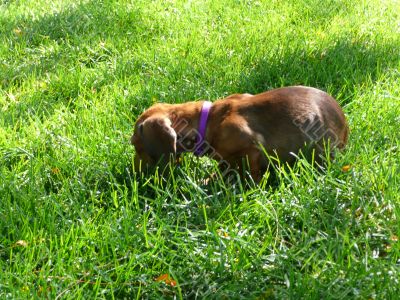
[[194, 101, 212, 156]]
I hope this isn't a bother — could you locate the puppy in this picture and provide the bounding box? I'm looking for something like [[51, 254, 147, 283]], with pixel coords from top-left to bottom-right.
[[131, 86, 348, 182]]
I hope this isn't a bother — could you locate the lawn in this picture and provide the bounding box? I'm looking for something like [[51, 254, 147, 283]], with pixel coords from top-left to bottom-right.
[[1, 0, 399, 298]]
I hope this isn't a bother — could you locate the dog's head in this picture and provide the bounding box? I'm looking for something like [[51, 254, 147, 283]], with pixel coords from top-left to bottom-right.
[[131, 102, 204, 172], [131, 109, 177, 171]]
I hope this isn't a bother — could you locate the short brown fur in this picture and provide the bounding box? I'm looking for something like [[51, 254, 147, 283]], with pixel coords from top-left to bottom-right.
[[131, 86, 348, 182]]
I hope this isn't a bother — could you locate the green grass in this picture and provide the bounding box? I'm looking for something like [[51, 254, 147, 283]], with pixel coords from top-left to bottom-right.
[[1, 0, 399, 298]]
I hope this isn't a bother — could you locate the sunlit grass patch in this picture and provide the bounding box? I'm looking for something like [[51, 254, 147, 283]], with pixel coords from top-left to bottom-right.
[[1, 0, 399, 298]]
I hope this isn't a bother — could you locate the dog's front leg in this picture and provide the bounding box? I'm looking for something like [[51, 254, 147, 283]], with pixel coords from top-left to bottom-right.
[[216, 148, 263, 184], [244, 147, 265, 183]]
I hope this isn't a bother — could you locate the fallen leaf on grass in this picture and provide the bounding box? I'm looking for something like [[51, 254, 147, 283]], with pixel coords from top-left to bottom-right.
[[14, 28, 23, 36], [341, 165, 351, 172], [154, 274, 177, 287], [51, 167, 61, 175], [15, 240, 28, 247], [217, 229, 230, 238]]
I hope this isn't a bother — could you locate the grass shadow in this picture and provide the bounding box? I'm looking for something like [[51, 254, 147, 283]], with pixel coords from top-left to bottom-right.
[[0, 0, 162, 87], [237, 38, 399, 104], [0, 0, 167, 127]]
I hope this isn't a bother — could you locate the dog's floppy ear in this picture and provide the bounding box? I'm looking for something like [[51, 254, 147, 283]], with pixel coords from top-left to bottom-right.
[[139, 116, 177, 163]]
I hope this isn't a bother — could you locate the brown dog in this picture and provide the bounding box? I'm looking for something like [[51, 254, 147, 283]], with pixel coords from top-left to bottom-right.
[[131, 86, 348, 182]]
